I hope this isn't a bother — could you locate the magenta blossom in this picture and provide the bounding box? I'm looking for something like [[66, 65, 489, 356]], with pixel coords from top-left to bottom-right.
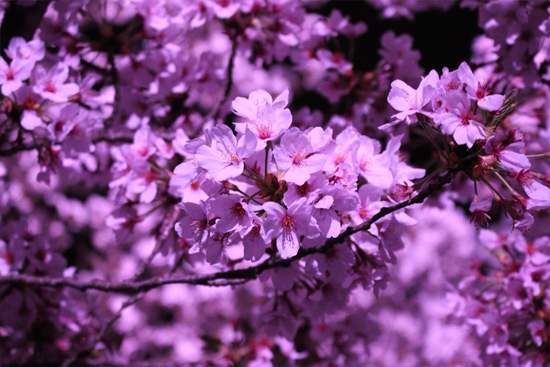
[[210, 194, 253, 234], [352, 136, 393, 189], [386, 69, 439, 126], [457, 61, 504, 111], [0, 56, 33, 96], [469, 197, 493, 229], [262, 199, 318, 259], [435, 91, 486, 148], [194, 124, 256, 181], [273, 127, 328, 185], [233, 89, 292, 150], [32, 63, 79, 102], [175, 201, 210, 253]]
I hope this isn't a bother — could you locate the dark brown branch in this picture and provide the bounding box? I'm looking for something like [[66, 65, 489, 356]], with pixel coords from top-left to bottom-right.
[[211, 31, 238, 121], [0, 172, 453, 293], [131, 205, 179, 281], [0, 134, 134, 156]]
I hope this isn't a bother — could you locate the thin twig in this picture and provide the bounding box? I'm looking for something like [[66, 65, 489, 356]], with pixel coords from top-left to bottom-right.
[[62, 294, 144, 367], [211, 32, 238, 121], [131, 205, 179, 281]]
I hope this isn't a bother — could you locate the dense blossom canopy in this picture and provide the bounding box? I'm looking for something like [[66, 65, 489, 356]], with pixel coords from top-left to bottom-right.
[[0, 1, 549, 366]]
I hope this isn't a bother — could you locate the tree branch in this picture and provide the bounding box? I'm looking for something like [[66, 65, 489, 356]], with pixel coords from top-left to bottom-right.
[[0, 134, 134, 157], [0, 172, 453, 294], [210, 31, 238, 121]]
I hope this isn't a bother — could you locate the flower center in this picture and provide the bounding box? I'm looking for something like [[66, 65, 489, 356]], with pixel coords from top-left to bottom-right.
[[257, 124, 271, 140], [45, 82, 57, 93], [358, 207, 369, 220], [292, 149, 308, 165], [190, 219, 206, 238], [230, 202, 246, 219], [359, 158, 369, 172], [282, 215, 296, 231], [6, 67, 14, 80]]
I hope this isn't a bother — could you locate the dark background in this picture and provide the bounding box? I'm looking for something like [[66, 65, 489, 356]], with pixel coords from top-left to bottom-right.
[[320, 1, 482, 72]]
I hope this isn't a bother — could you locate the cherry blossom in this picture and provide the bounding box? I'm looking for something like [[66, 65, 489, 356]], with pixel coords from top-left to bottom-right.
[[386, 69, 439, 125], [262, 200, 318, 259], [0, 2, 549, 367], [457, 61, 504, 111], [233, 89, 292, 150], [273, 127, 329, 185], [0, 56, 33, 96], [32, 63, 79, 102], [435, 91, 487, 148], [195, 124, 256, 181]]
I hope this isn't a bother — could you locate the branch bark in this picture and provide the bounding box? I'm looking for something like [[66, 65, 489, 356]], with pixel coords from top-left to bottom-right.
[[0, 172, 453, 294]]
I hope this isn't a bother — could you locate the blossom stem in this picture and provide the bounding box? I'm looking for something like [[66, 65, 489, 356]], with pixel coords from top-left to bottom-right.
[[232, 186, 262, 205], [246, 189, 262, 204], [264, 142, 270, 180], [492, 171, 519, 197], [419, 118, 446, 159], [244, 166, 264, 181], [412, 165, 447, 190], [526, 152, 550, 159], [241, 172, 261, 183], [479, 176, 511, 212]]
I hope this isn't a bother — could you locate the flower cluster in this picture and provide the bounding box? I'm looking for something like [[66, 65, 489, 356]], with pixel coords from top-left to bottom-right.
[[469, 0, 550, 85], [172, 87, 423, 269], [0, 220, 110, 366], [0, 1, 549, 366], [387, 61, 550, 232], [449, 229, 550, 367]]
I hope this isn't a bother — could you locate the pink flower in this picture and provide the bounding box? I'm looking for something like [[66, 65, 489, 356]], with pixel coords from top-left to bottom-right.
[[210, 194, 253, 234], [242, 223, 267, 262], [387, 69, 439, 125], [352, 136, 393, 189], [510, 170, 550, 210], [32, 63, 79, 102], [232, 88, 289, 121], [315, 49, 352, 74], [13, 86, 43, 130], [311, 9, 351, 37], [126, 161, 159, 204], [457, 61, 504, 111], [311, 243, 355, 283], [206, 0, 240, 19], [310, 185, 358, 238], [262, 200, 318, 259], [527, 320, 547, 347], [175, 201, 210, 251], [435, 92, 486, 148], [350, 184, 384, 226], [194, 124, 256, 181], [323, 127, 359, 188], [5, 37, 45, 64], [0, 56, 33, 96], [485, 134, 530, 172], [233, 89, 292, 150], [469, 197, 493, 229], [273, 128, 327, 185]]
